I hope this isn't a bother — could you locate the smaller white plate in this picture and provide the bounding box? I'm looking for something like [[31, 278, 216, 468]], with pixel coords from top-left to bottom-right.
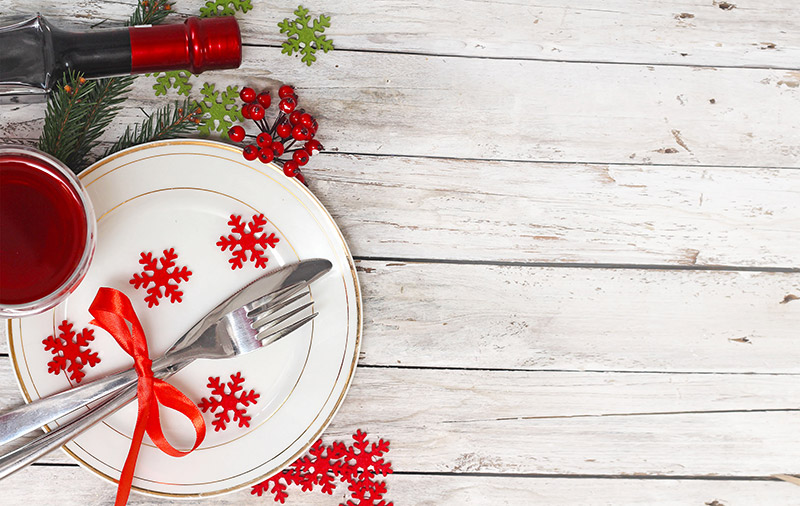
[[8, 140, 361, 498]]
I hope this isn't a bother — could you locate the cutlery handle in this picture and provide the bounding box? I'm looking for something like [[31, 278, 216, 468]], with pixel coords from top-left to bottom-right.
[[0, 352, 184, 446], [0, 368, 139, 446], [0, 382, 138, 481], [0, 359, 190, 481]]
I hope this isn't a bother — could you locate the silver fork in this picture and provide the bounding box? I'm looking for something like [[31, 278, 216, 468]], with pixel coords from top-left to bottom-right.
[[0, 259, 331, 446], [0, 268, 324, 479]]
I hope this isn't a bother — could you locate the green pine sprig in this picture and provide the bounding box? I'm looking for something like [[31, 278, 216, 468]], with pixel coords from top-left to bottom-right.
[[128, 0, 175, 26], [65, 75, 134, 169], [38, 0, 176, 171], [37, 71, 97, 163], [103, 98, 201, 157]]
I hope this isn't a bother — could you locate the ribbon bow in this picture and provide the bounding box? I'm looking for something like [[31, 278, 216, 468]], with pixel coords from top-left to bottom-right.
[[88, 287, 206, 506]]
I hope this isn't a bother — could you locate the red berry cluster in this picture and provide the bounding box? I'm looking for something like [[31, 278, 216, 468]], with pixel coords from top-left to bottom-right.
[[228, 85, 323, 184]]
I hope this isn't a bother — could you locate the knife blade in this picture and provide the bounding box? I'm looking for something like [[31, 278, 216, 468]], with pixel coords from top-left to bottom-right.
[[0, 258, 332, 446]]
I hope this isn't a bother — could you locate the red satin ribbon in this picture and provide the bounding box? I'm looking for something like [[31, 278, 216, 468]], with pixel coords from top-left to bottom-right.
[[88, 287, 206, 506]]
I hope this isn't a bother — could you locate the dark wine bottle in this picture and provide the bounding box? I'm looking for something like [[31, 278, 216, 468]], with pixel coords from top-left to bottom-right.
[[0, 14, 241, 103]]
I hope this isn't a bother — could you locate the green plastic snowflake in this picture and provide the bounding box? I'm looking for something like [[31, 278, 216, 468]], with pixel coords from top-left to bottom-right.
[[200, 0, 252, 17], [197, 83, 243, 137], [278, 5, 333, 66], [148, 70, 193, 96]]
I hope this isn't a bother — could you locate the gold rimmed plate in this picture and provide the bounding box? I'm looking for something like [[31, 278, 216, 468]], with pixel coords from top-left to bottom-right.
[[8, 140, 361, 497]]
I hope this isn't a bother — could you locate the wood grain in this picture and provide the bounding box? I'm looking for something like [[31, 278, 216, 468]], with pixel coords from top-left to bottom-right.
[[352, 261, 800, 373], [3, 262, 798, 372], [1, 0, 799, 503], [310, 155, 800, 267], [4, 0, 799, 67], [1, 467, 799, 505], [2, 50, 800, 167], [1, 364, 799, 476]]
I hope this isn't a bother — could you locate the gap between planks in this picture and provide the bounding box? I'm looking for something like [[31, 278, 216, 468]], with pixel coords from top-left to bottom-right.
[[4, 139, 800, 172], [357, 364, 800, 377], [354, 255, 800, 274], [241, 42, 800, 73], [319, 150, 800, 172], [17, 463, 799, 483], [3, 355, 800, 377]]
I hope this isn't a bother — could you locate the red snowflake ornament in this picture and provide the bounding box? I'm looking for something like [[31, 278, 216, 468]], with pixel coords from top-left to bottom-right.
[[42, 320, 101, 384], [339, 430, 393, 483], [198, 372, 260, 431], [346, 479, 392, 506], [292, 440, 347, 494], [129, 248, 192, 308], [251, 430, 393, 506], [216, 214, 280, 270], [253, 469, 293, 503]]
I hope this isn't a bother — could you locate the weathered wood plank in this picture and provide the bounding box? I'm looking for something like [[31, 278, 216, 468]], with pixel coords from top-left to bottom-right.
[[329, 371, 800, 477], [2, 50, 799, 166], [3, 262, 799, 371], [3, 0, 799, 68], [2, 153, 796, 268], [310, 155, 800, 267], [1, 365, 799, 475], [352, 262, 800, 373], [2, 467, 799, 505]]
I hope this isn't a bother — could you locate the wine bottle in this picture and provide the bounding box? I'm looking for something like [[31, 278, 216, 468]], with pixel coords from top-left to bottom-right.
[[0, 14, 241, 103]]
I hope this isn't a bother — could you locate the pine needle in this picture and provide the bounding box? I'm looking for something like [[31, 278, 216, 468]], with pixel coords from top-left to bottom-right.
[[37, 71, 97, 163], [128, 0, 175, 26], [103, 99, 200, 157], [65, 76, 134, 169], [37, 0, 175, 171]]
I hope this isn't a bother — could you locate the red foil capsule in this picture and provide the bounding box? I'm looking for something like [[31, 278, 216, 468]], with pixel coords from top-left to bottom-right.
[[129, 16, 242, 74]]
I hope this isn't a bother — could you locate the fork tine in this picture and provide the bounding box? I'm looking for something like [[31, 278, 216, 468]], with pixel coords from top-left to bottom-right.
[[247, 289, 310, 320], [244, 281, 306, 313], [252, 301, 315, 332], [256, 312, 318, 345]]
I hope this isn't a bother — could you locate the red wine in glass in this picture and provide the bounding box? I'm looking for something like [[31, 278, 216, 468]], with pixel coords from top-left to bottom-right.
[[0, 147, 95, 315]]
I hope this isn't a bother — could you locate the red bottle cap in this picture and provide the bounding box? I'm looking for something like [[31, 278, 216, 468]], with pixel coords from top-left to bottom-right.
[[129, 16, 242, 74]]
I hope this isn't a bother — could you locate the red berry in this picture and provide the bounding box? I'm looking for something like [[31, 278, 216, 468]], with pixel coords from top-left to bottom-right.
[[288, 110, 303, 125], [240, 87, 256, 103], [293, 149, 310, 166], [241, 104, 252, 119], [243, 144, 258, 161], [228, 125, 245, 143], [257, 132, 271, 147], [258, 148, 274, 163], [279, 96, 297, 113], [299, 113, 313, 127], [283, 160, 298, 177], [276, 121, 292, 138], [278, 85, 295, 99], [292, 125, 310, 141], [308, 119, 318, 136], [304, 139, 323, 154], [256, 92, 271, 108], [271, 141, 285, 156], [295, 171, 306, 185], [250, 104, 265, 121]]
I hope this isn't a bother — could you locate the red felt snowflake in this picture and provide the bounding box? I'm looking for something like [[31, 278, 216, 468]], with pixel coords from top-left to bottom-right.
[[42, 320, 101, 384], [129, 248, 192, 308], [198, 372, 260, 431], [216, 214, 280, 270], [339, 430, 393, 483], [346, 479, 391, 506], [251, 430, 393, 506]]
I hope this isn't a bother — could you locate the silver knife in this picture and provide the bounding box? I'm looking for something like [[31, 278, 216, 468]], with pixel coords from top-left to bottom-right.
[[0, 258, 332, 446]]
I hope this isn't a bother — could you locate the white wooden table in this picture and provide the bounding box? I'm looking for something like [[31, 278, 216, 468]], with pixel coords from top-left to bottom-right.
[[2, 1, 800, 504]]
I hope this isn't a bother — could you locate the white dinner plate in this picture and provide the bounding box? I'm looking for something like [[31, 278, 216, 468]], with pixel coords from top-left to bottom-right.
[[7, 139, 361, 498]]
